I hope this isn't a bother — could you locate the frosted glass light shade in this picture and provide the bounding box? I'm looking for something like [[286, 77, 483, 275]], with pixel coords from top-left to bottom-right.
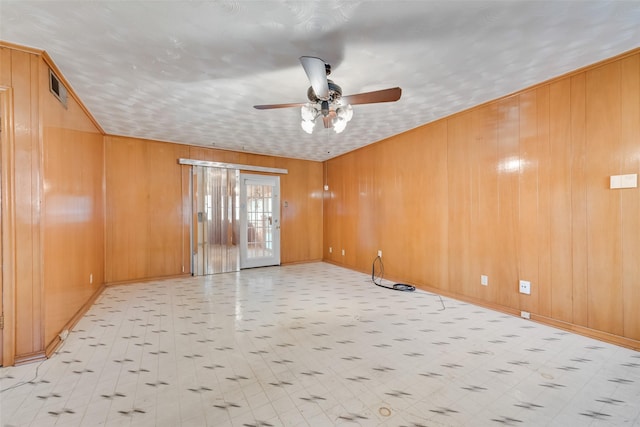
[[333, 118, 347, 133], [337, 104, 353, 122], [301, 119, 315, 134], [301, 104, 318, 121]]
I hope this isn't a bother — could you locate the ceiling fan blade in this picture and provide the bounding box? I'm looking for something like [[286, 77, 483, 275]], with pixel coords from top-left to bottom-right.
[[253, 102, 307, 110], [300, 56, 329, 100], [341, 87, 402, 105]]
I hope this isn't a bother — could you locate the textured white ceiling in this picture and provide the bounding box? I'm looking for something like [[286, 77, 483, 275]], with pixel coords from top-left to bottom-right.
[[1, 1, 639, 161]]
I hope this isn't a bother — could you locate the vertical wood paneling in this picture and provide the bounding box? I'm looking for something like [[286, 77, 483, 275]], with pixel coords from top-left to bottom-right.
[[0, 82, 15, 367], [29, 54, 42, 354], [419, 121, 449, 289], [536, 86, 552, 318], [149, 142, 189, 276], [42, 126, 104, 345], [106, 137, 145, 281], [278, 157, 323, 264], [570, 74, 589, 326], [38, 51, 106, 350], [353, 147, 376, 269], [325, 157, 343, 263], [472, 105, 499, 303], [11, 49, 41, 357], [334, 155, 347, 265], [342, 154, 358, 267], [518, 90, 539, 314], [379, 132, 422, 281], [106, 136, 189, 283], [585, 62, 624, 336], [396, 132, 428, 283], [447, 113, 473, 294], [620, 54, 640, 340], [0, 47, 11, 86], [495, 97, 520, 309], [376, 142, 396, 272], [549, 79, 574, 322]]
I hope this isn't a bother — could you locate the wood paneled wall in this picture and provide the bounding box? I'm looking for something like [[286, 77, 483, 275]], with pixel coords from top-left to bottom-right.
[[105, 136, 190, 283], [105, 138, 323, 283], [323, 49, 640, 349], [41, 63, 105, 350], [1, 46, 45, 362], [0, 44, 105, 364]]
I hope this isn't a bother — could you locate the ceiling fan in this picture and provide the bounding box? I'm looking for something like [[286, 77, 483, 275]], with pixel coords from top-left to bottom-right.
[[254, 56, 402, 134]]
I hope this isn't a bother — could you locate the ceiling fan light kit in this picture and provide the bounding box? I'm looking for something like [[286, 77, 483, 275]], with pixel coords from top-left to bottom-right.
[[300, 102, 353, 134], [255, 56, 401, 135]]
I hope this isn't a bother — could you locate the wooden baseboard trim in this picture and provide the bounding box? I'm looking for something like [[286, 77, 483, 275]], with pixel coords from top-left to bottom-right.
[[280, 259, 323, 266], [45, 284, 106, 358], [106, 273, 191, 287], [530, 314, 640, 351], [14, 351, 46, 366]]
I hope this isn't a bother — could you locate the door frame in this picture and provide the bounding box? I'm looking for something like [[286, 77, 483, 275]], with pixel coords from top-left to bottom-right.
[[239, 173, 281, 269]]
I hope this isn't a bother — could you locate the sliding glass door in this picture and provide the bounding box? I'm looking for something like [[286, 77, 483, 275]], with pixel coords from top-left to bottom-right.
[[192, 166, 239, 275]]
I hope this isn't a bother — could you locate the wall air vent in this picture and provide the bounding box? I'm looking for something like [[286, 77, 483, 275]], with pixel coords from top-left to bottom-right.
[[49, 69, 68, 108]]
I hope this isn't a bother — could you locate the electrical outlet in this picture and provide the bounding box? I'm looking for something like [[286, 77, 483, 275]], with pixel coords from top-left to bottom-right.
[[519, 280, 531, 295], [521, 311, 531, 319], [377, 250, 382, 258], [480, 275, 488, 286]]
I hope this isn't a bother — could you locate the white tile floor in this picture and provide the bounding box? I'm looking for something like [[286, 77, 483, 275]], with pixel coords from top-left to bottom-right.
[[1, 262, 639, 426]]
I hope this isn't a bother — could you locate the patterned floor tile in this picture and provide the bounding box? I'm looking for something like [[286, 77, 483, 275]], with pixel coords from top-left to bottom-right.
[[1, 262, 639, 426]]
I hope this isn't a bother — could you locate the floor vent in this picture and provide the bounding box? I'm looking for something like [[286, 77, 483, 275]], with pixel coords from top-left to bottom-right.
[[49, 69, 68, 108]]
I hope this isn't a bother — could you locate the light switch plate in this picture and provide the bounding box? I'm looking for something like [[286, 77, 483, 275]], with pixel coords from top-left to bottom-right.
[[621, 174, 638, 188], [610, 175, 622, 189], [611, 174, 638, 189], [481, 275, 488, 286]]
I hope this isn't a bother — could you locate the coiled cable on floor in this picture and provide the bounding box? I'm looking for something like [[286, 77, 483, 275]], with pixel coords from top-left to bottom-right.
[[371, 256, 415, 292]]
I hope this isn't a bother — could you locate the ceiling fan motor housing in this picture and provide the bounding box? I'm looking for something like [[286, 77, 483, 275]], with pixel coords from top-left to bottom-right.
[[307, 80, 342, 103]]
